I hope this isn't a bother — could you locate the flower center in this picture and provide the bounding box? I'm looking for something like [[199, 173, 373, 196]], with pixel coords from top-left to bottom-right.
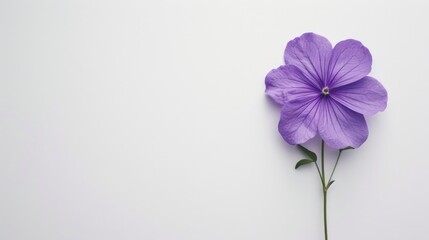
[[322, 87, 329, 95]]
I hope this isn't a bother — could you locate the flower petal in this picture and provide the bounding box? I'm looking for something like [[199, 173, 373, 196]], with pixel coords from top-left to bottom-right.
[[328, 39, 372, 88], [318, 98, 368, 149], [265, 65, 319, 105], [330, 76, 388, 115], [284, 32, 332, 88], [279, 94, 322, 145]]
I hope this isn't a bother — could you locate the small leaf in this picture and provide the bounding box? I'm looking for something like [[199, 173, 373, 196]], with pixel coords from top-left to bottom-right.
[[327, 180, 335, 189], [340, 146, 354, 152], [297, 145, 317, 161], [295, 159, 315, 169]]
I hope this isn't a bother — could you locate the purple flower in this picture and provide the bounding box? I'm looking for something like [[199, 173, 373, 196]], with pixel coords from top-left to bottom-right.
[[265, 33, 387, 149]]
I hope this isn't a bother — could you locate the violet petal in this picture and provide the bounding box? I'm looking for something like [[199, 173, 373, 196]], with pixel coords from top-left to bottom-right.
[[265, 65, 319, 105], [331, 76, 388, 115], [284, 32, 332, 88], [318, 98, 368, 149], [328, 39, 372, 88], [279, 95, 322, 145]]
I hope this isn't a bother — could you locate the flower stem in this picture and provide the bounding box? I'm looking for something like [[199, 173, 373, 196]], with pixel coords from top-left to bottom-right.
[[328, 150, 342, 184], [323, 188, 328, 240], [321, 140, 325, 184], [321, 140, 328, 240], [314, 162, 324, 187]]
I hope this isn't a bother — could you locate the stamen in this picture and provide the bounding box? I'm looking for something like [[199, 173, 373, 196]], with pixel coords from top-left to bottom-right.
[[322, 87, 329, 95]]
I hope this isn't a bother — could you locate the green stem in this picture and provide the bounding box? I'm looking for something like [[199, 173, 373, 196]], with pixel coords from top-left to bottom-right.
[[314, 162, 324, 186], [321, 140, 328, 240], [323, 188, 328, 240], [321, 140, 325, 184], [328, 150, 342, 184]]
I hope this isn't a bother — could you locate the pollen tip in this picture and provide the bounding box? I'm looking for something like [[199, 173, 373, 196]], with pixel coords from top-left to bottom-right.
[[322, 87, 329, 95]]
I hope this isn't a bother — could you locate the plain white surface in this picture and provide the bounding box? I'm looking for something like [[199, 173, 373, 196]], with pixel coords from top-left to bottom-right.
[[1, 0, 429, 239]]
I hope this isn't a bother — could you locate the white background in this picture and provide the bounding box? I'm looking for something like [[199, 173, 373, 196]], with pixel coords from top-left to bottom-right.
[[1, 0, 429, 239]]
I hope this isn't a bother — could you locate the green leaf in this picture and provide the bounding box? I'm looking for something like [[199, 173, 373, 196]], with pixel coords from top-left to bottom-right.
[[295, 159, 315, 169], [327, 180, 335, 189], [340, 146, 354, 152], [297, 145, 317, 161]]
